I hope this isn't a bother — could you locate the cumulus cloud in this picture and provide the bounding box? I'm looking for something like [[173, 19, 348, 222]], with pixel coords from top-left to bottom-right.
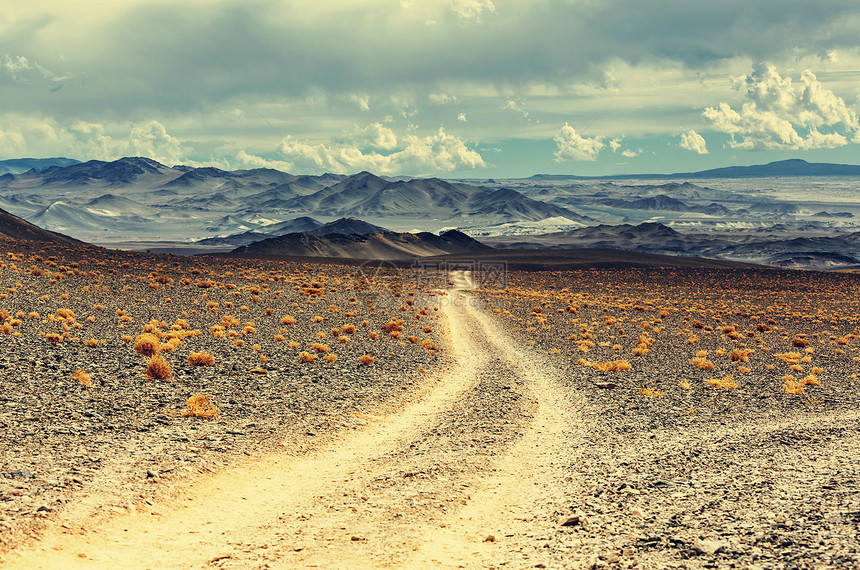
[[276, 126, 484, 175], [703, 64, 859, 150], [2, 55, 71, 92], [127, 121, 183, 164], [679, 129, 708, 154], [621, 149, 639, 158], [553, 123, 604, 162], [336, 122, 398, 150], [457, 113, 467, 122], [608, 138, 622, 152], [0, 115, 114, 160]]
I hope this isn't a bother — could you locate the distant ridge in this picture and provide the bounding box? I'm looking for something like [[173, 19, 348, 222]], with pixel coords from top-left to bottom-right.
[[530, 159, 860, 180], [0, 157, 81, 175], [230, 229, 491, 260], [0, 206, 84, 245]]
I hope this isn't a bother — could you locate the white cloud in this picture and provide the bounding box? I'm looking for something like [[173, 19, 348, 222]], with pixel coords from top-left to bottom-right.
[[428, 92, 456, 104], [2, 55, 71, 91], [337, 122, 398, 150], [553, 123, 604, 162], [621, 149, 639, 158], [703, 64, 859, 150], [0, 114, 114, 160], [608, 138, 622, 152], [500, 99, 528, 118], [127, 120, 183, 164], [679, 129, 708, 154], [457, 113, 467, 122], [347, 93, 370, 111], [276, 126, 484, 175], [451, 0, 495, 22]]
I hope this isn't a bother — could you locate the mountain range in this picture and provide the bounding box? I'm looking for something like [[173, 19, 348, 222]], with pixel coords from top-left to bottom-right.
[[528, 159, 860, 180]]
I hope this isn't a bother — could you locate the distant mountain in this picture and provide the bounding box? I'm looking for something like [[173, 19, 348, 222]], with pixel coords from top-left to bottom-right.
[[595, 194, 734, 216], [307, 217, 387, 236], [281, 172, 586, 222], [36, 157, 170, 185], [0, 206, 83, 244], [196, 216, 324, 246], [530, 159, 860, 180], [231, 229, 492, 259], [0, 157, 80, 175]]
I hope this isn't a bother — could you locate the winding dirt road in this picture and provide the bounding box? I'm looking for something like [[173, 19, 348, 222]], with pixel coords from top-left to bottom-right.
[[5, 273, 589, 569]]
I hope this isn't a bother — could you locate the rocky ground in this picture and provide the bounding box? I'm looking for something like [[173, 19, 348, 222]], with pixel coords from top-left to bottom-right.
[[2, 240, 860, 568], [469, 266, 860, 568], [0, 238, 447, 553]]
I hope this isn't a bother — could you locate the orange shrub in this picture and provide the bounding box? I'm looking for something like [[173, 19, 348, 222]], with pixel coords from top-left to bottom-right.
[[145, 355, 172, 381], [71, 369, 92, 388], [134, 333, 161, 357], [358, 354, 375, 366], [299, 351, 317, 363], [181, 394, 217, 419], [187, 352, 215, 366]]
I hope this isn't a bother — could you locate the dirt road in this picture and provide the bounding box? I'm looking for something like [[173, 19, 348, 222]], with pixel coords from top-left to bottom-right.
[[5, 273, 590, 568]]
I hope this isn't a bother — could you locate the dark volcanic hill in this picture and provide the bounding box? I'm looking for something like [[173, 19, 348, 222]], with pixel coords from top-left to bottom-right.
[[307, 217, 387, 236], [0, 206, 84, 244], [230, 229, 491, 260]]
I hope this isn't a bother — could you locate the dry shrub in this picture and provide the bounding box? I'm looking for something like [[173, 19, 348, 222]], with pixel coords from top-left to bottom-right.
[[181, 394, 217, 419], [728, 348, 754, 362], [638, 387, 664, 397], [187, 352, 215, 366], [776, 351, 802, 364], [342, 324, 356, 334], [145, 354, 172, 381], [323, 353, 337, 363], [312, 342, 331, 353], [791, 338, 810, 348], [71, 369, 92, 388], [280, 315, 296, 325], [299, 351, 317, 363], [358, 354, 375, 366], [691, 357, 715, 370], [802, 374, 821, 387], [274, 334, 285, 342], [706, 375, 738, 389], [134, 333, 161, 357], [369, 331, 379, 340], [590, 359, 632, 372], [45, 332, 62, 345], [84, 338, 98, 347], [288, 341, 300, 348]]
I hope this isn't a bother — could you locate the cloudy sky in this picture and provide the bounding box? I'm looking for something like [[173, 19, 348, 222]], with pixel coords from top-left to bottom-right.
[[2, 0, 860, 177]]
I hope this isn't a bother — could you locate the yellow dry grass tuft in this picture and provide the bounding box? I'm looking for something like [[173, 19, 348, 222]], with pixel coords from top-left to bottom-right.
[[134, 333, 161, 357], [181, 394, 218, 419], [145, 354, 172, 381], [706, 375, 738, 389], [299, 351, 317, 363], [638, 387, 664, 397], [71, 369, 92, 388], [358, 354, 375, 366], [691, 357, 715, 370], [187, 352, 215, 366]]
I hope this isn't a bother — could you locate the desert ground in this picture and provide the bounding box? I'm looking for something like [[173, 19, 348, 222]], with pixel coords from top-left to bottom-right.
[[1, 238, 859, 569]]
